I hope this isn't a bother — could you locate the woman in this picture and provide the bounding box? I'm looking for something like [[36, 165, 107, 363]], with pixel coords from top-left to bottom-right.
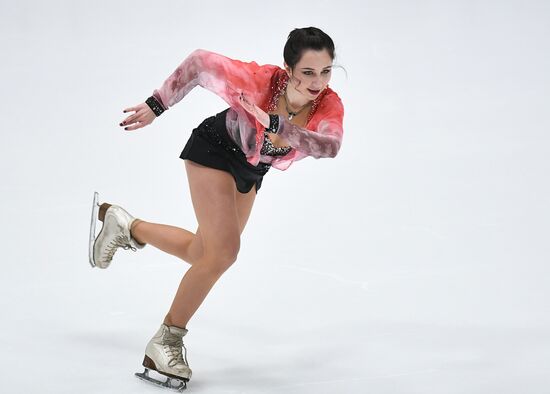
[[90, 26, 344, 389]]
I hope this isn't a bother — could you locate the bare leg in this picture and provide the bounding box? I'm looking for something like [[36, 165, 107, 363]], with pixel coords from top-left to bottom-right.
[[129, 174, 255, 265], [130, 220, 203, 265], [164, 160, 257, 328]]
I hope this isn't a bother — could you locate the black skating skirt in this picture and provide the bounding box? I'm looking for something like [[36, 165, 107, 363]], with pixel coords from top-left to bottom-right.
[[179, 108, 271, 194]]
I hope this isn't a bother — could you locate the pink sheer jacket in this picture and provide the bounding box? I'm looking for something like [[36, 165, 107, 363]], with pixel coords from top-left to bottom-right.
[[152, 49, 345, 170]]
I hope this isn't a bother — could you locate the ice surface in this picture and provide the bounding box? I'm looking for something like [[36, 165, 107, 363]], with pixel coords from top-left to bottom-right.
[[1, 1, 549, 393]]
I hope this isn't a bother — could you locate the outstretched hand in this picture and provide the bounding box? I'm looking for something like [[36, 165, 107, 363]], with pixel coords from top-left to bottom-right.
[[119, 103, 156, 131], [238, 92, 270, 128]]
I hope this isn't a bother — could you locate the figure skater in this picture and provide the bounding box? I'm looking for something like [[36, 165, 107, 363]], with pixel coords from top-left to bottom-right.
[[89, 26, 345, 390]]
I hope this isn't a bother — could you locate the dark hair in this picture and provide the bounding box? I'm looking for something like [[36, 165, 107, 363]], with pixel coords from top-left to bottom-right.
[[283, 27, 336, 70]]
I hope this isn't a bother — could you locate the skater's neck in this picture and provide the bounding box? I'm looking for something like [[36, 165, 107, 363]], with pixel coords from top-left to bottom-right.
[[284, 81, 312, 110]]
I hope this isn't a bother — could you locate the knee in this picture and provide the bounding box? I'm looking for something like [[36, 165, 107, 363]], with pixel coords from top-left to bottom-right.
[[203, 240, 240, 274]]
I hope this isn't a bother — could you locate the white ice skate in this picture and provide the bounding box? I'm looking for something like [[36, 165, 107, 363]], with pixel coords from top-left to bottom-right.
[[88, 191, 145, 268], [135, 324, 192, 391]]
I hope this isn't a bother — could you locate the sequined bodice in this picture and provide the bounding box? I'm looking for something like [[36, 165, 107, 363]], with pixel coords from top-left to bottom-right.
[[260, 131, 292, 156]]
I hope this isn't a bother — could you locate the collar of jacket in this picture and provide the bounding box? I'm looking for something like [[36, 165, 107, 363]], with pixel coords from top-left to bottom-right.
[[261, 69, 330, 126]]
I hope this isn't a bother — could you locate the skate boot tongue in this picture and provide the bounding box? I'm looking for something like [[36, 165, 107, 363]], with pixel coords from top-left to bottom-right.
[[164, 324, 188, 337], [161, 325, 190, 370]]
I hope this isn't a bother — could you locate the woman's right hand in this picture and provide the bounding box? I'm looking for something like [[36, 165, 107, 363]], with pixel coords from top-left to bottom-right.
[[119, 103, 156, 131]]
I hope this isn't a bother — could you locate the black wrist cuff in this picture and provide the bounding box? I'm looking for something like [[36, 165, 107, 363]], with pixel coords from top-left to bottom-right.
[[146, 96, 165, 117], [265, 114, 280, 134]]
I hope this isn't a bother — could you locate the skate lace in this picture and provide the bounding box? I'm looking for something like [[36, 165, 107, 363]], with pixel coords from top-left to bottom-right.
[[164, 336, 189, 368], [104, 234, 136, 261]]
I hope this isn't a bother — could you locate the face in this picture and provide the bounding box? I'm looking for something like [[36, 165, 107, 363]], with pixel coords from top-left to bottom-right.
[[285, 49, 333, 99]]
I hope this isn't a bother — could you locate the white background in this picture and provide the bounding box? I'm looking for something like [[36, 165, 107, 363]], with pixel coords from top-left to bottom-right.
[[1, 0, 549, 393]]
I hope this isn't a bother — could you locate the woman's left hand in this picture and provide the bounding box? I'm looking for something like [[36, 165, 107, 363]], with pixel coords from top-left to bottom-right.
[[238, 92, 270, 128]]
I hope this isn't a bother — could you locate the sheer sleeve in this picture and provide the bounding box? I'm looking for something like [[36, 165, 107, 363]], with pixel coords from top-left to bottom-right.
[[151, 49, 273, 111], [275, 94, 344, 158]]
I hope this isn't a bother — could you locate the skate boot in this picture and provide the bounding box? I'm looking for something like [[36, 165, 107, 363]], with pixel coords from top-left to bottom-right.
[[88, 191, 145, 269], [135, 324, 192, 391]]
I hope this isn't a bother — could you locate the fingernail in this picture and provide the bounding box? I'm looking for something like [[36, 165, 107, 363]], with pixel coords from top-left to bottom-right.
[[119, 123, 123, 126], [123, 110, 127, 113]]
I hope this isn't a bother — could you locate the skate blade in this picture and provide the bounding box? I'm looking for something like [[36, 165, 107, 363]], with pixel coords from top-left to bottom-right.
[[88, 191, 100, 267], [135, 368, 187, 391]]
